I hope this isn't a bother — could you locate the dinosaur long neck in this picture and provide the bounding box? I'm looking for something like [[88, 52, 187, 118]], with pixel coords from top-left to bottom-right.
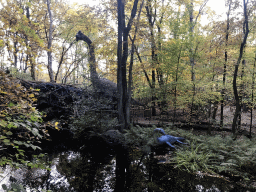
[[77, 32, 99, 86], [88, 43, 98, 82]]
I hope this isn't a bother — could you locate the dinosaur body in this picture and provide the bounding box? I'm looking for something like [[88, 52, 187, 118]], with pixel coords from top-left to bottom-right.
[[154, 128, 187, 149]]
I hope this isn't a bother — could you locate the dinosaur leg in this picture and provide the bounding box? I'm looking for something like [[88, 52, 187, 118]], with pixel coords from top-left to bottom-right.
[[166, 142, 176, 149], [176, 140, 188, 145]]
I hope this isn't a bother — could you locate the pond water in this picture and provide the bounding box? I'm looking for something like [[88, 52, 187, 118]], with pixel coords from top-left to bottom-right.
[[0, 151, 115, 192], [0, 150, 254, 192]]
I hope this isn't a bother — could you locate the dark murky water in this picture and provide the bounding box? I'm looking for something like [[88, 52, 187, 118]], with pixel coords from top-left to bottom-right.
[[0, 150, 254, 192]]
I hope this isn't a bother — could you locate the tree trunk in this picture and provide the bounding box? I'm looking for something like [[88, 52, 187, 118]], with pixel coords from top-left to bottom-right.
[[29, 55, 36, 80], [134, 45, 153, 88], [187, 0, 208, 123], [232, 0, 249, 135], [47, 0, 54, 82], [147, 152, 154, 192], [250, 54, 256, 138], [117, 0, 125, 131], [116, 0, 139, 191], [174, 51, 181, 123], [115, 1, 126, 190], [188, 1, 196, 123], [24, 4, 35, 80], [117, 0, 139, 131], [151, 69, 156, 116], [127, 0, 144, 128], [14, 32, 18, 68], [145, 0, 160, 116], [221, 2, 231, 128], [238, 59, 246, 130], [55, 40, 74, 82]]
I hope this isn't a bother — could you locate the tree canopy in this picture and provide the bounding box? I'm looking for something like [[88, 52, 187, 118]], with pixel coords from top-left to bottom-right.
[[1, 0, 256, 134]]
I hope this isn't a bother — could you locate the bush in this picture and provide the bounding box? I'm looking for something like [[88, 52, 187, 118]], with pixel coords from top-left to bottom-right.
[[0, 69, 46, 167]]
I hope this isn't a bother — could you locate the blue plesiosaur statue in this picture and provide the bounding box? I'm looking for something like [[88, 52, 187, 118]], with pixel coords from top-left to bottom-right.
[[154, 128, 187, 149]]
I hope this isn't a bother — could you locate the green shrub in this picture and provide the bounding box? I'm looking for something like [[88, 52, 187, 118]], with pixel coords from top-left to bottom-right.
[[0, 69, 46, 167]]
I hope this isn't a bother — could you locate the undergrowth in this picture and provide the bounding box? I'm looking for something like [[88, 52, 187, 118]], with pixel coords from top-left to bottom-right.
[[0, 69, 47, 168], [168, 127, 256, 181], [125, 125, 256, 182]]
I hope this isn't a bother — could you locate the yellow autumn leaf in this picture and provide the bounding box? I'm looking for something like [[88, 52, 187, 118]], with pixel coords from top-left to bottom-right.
[[31, 107, 36, 112], [28, 94, 35, 98], [0, 91, 7, 94], [32, 98, 37, 102], [55, 122, 60, 130]]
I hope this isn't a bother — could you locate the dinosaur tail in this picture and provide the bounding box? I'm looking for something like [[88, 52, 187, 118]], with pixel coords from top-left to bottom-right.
[[176, 137, 185, 141]]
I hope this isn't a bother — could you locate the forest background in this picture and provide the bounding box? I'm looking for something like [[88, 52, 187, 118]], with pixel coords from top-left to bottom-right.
[[1, 0, 256, 134]]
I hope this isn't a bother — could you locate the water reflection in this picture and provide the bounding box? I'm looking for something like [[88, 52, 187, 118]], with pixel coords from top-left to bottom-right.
[[1, 150, 254, 191]]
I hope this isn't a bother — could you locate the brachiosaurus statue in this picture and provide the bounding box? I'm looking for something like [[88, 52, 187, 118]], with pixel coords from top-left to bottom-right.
[[75, 31, 117, 97]]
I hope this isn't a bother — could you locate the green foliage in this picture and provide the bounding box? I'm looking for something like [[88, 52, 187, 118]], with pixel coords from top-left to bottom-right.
[[174, 142, 216, 173], [171, 127, 256, 181], [2, 183, 26, 192], [125, 125, 256, 182], [124, 125, 159, 154], [7, 67, 34, 81], [70, 89, 119, 139], [0, 69, 46, 167], [72, 109, 118, 137]]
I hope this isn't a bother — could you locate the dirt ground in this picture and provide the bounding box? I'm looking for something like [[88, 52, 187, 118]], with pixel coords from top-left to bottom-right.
[[215, 105, 256, 134], [132, 105, 256, 136]]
